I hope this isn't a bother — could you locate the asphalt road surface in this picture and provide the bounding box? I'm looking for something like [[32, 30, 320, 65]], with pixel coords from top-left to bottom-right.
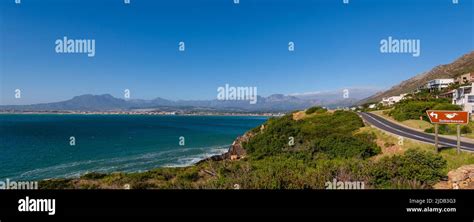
[[359, 112, 474, 152]]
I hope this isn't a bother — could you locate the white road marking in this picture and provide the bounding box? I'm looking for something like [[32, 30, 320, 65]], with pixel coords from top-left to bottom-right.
[[362, 113, 470, 149]]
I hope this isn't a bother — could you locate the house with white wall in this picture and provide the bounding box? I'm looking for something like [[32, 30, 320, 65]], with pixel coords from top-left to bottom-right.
[[453, 83, 474, 114], [426, 79, 454, 91]]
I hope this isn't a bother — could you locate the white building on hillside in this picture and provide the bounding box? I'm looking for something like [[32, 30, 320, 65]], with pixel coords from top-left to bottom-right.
[[380, 93, 407, 106], [426, 79, 454, 91], [453, 83, 474, 114]]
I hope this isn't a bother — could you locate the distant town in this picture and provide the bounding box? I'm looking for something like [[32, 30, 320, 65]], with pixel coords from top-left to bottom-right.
[[0, 109, 284, 117]]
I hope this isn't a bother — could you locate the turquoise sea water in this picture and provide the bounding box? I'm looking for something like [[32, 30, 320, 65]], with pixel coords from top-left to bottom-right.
[[0, 114, 267, 180]]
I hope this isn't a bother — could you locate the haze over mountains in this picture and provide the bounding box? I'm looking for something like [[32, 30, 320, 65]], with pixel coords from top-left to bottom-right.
[[0, 88, 379, 112], [3, 50, 473, 112]]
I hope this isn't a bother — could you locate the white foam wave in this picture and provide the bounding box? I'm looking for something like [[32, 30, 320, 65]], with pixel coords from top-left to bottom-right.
[[14, 144, 231, 180]]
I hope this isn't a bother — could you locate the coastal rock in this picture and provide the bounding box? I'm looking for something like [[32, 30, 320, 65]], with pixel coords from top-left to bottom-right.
[[227, 133, 251, 157], [443, 164, 474, 189], [196, 130, 256, 164]]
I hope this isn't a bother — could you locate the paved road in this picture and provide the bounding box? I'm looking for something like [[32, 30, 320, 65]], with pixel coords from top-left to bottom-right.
[[359, 112, 474, 152]]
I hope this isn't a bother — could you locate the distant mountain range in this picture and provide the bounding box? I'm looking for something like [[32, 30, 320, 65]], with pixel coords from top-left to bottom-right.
[[359, 51, 474, 104], [4, 51, 473, 112], [0, 88, 379, 112]]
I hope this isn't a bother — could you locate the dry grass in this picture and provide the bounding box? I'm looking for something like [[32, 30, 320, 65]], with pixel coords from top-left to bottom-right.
[[359, 126, 474, 174], [292, 111, 306, 120], [401, 119, 433, 131], [371, 110, 432, 131], [292, 109, 334, 121]]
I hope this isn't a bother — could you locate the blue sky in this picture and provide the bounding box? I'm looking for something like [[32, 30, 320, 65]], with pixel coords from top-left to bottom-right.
[[1, 0, 473, 105]]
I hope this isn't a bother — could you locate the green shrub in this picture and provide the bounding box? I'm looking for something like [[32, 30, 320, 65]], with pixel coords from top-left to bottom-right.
[[311, 134, 381, 159], [244, 111, 365, 159], [389, 99, 460, 121], [39, 179, 74, 189], [176, 169, 200, 182], [461, 125, 472, 134], [305, 106, 327, 115], [370, 149, 446, 188], [424, 124, 472, 135], [243, 114, 302, 159], [81, 172, 107, 180], [432, 103, 462, 111]]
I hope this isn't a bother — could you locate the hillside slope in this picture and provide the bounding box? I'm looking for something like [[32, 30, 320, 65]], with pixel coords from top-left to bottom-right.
[[359, 51, 474, 104], [39, 110, 449, 189]]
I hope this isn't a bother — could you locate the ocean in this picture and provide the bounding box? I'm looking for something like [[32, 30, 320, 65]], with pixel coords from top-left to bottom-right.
[[0, 114, 267, 181]]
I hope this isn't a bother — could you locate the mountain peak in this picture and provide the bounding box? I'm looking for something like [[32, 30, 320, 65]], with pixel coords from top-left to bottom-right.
[[72, 94, 115, 99]]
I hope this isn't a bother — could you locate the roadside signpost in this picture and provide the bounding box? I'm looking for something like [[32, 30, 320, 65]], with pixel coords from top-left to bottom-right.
[[426, 110, 469, 154]]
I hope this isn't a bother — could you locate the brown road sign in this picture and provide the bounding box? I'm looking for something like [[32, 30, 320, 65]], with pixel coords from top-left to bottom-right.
[[426, 110, 469, 124]]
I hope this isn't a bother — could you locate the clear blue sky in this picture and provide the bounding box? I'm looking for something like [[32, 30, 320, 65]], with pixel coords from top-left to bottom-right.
[[1, 0, 472, 105]]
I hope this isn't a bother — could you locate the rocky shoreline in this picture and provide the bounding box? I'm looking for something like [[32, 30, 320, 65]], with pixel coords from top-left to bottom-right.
[[196, 130, 256, 164]]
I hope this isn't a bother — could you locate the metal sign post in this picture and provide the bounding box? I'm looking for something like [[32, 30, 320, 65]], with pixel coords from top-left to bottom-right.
[[457, 124, 461, 155], [426, 110, 469, 154], [434, 123, 439, 153]]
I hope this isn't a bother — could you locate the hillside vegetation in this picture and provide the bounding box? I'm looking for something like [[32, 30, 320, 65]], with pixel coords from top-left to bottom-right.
[[388, 98, 460, 122], [387, 96, 472, 136], [40, 108, 448, 189]]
